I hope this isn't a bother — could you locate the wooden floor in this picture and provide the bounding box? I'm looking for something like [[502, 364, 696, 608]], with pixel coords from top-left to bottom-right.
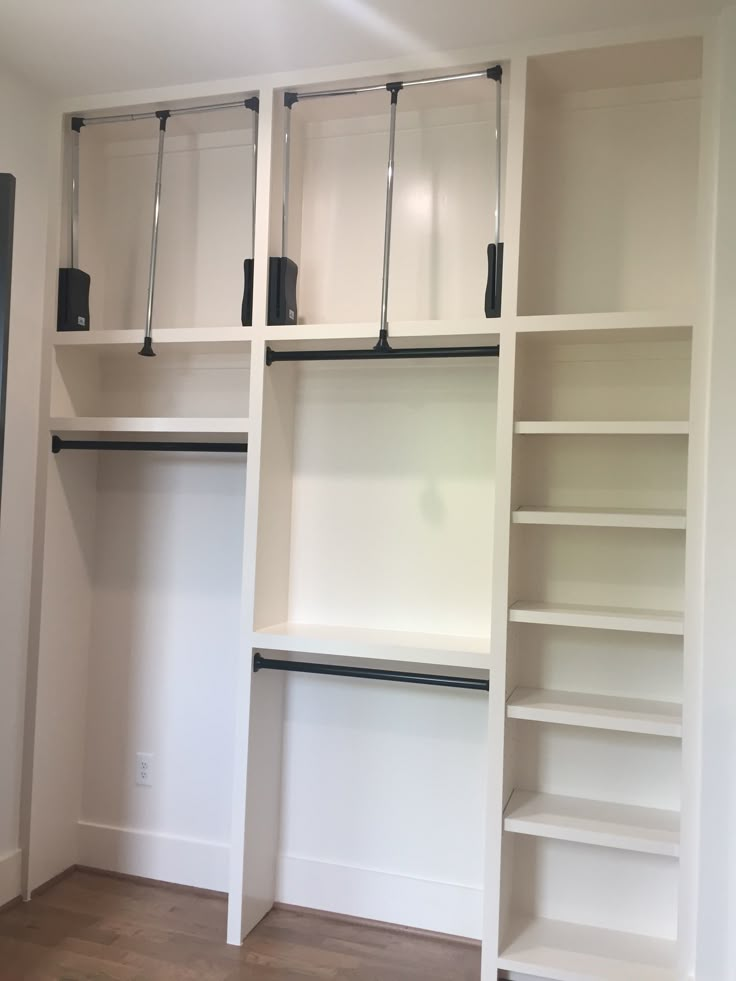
[[0, 870, 481, 980]]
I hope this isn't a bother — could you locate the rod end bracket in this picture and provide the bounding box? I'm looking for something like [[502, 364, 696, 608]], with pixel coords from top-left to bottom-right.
[[155, 109, 170, 130], [487, 65, 503, 83], [265, 346, 275, 366], [253, 653, 264, 672], [139, 337, 156, 357], [284, 92, 299, 109], [51, 435, 62, 454], [70, 116, 85, 133], [244, 96, 260, 113]]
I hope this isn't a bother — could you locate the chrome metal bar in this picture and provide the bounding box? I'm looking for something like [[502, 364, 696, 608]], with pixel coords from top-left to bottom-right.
[[494, 76, 502, 251], [402, 69, 488, 88], [282, 101, 292, 256], [379, 87, 400, 340], [140, 113, 168, 357], [70, 123, 81, 268], [292, 68, 492, 103], [248, 99, 259, 259], [293, 83, 388, 101], [81, 98, 255, 126]]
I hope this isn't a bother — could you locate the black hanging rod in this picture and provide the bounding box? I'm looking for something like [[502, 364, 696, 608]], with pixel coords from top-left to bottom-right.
[[52, 435, 248, 454], [266, 343, 500, 365], [253, 653, 489, 692]]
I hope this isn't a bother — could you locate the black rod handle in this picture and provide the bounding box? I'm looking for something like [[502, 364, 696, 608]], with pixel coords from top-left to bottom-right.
[[253, 653, 488, 692], [266, 344, 500, 365], [52, 436, 247, 454]]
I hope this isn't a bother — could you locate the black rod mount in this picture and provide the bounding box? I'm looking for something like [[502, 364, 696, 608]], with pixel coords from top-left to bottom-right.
[[52, 435, 247, 454], [253, 653, 489, 692], [266, 344, 500, 365]]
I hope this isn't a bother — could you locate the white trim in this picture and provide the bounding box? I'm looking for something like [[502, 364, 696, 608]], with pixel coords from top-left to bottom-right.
[[77, 821, 228, 892], [277, 854, 482, 940], [0, 849, 22, 908]]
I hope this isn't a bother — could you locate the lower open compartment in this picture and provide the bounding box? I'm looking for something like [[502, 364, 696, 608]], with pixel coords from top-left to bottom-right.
[[498, 835, 679, 981]]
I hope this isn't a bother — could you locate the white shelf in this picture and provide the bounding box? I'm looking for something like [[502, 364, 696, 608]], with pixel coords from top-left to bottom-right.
[[503, 790, 680, 857], [512, 507, 686, 529], [514, 421, 689, 435], [53, 327, 252, 354], [506, 687, 682, 738], [509, 601, 684, 635], [252, 622, 490, 671], [498, 916, 678, 981], [514, 310, 692, 335], [49, 417, 249, 441]]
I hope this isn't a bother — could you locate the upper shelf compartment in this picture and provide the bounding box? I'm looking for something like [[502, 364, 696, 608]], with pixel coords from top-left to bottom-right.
[[273, 66, 506, 326], [75, 97, 257, 332], [517, 37, 702, 317]]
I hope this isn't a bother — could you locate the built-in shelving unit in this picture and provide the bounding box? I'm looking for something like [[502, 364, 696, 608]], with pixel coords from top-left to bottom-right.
[[24, 23, 707, 981]]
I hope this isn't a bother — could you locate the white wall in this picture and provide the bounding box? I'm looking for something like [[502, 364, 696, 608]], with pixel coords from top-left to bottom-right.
[[695, 8, 736, 980], [0, 67, 56, 907]]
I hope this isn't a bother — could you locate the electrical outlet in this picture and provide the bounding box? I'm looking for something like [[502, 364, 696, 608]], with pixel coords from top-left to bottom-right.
[[136, 752, 154, 787]]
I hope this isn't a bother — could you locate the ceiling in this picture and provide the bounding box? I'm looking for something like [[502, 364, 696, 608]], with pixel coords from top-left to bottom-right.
[[1, 0, 726, 100]]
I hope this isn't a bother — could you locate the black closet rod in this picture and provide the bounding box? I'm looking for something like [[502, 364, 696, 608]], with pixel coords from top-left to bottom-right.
[[266, 344, 500, 364], [253, 653, 489, 692], [51, 436, 248, 454]]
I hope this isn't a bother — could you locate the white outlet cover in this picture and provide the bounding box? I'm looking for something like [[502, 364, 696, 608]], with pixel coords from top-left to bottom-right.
[[136, 752, 154, 787]]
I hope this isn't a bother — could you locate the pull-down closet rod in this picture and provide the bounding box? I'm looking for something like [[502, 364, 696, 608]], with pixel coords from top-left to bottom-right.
[[77, 96, 260, 127], [51, 436, 248, 454], [270, 66, 503, 365], [253, 654, 489, 692]]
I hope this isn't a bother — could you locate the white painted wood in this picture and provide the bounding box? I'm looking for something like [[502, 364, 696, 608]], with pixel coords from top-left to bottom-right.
[[0, 849, 22, 908], [53, 327, 252, 352], [49, 416, 249, 439], [509, 601, 684, 635], [499, 916, 678, 981], [515, 310, 693, 333], [512, 507, 686, 529], [503, 790, 680, 856], [77, 821, 229, 892], [514, 421, 689, 434], [518, 43, 701, 316], [506, 688, 682, 737], [278, 854, 481, 940], [253, 622, 490, 670]]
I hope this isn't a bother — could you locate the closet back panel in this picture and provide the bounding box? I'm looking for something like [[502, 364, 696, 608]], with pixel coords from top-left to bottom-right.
[[81, 453, 246, 848], [278, 672, 487, 937], [292, 88, 503, 324], [282, 359, 497, 637], [518, 40, 702, 316]]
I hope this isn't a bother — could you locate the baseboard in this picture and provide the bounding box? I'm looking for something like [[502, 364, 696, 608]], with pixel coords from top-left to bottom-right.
[[77, 821, 229, 893], [276, 854, 482, 940], [0, 849, 22, 909]]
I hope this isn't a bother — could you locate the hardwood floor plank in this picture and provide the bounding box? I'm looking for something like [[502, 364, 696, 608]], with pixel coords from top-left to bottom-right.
[[0, 870, 481, 980]]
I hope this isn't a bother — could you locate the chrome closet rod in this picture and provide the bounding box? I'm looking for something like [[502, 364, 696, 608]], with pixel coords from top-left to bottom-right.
[[80, 98, 257, 126], [292, 67, 493, 102]]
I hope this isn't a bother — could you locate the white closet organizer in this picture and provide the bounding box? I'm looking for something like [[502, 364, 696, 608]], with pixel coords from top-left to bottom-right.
[[25, 26, 706, 981]]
